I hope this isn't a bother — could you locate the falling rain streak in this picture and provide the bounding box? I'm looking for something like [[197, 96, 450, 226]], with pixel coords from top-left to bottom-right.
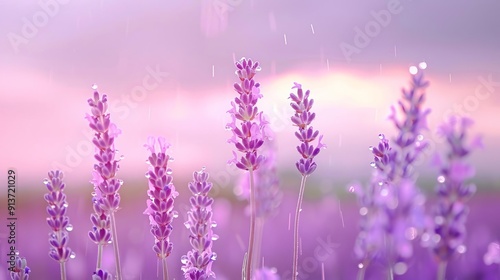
[[212, 65, 215, 77], [310, 24, 315, 34], [338, 201, 345, 228], [326, 59, 330, 71], [284, 34, 288, 45], [394, 45, 397, 57]]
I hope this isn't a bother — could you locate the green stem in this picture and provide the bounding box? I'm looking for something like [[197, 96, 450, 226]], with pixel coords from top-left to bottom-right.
[[437, 261, 447, 280], [110, 212, 122, 280], [97, 244, 103, 270], [60, 262, 66, 280], [244, 169, 257, 280], [253, 217, 264, 271], [293, 175, 308, 280], [162, 257, 169, 280]]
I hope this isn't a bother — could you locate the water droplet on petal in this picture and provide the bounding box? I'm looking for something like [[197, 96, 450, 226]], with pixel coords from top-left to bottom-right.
[[70, 252, 76, 259], [91, 84, 98, 90], [211, 234, 219, 241], [299, 208, 303, 212], [145, 159, 151, 165], [172, 211, 178, 218], [63, 202, 69, 208], [358, 263, 364, 269], [14, 250, 20, 256], [66, 224, 74, 231], [437, 175, 445, 183], [145, 172, 151, 179], [255, 66, 262, 71], [211, 221, 217, 228], [225, 125, 232, 131], [166, 169, 173, 175], [181, 255, 189, 264], [168, 157, 174, 162], [119, 155, 125, 161], [184, 221, 191, 229], [210, 252, 218, 261], [368, 146, 374, 151], [370, 162, 377, 168], [349, 186, 355, 193], [108, 240, 113, 244], [359, 207, 368, 216], [43, 179, 50, 185], [91, 192, 97, 197], [417, 134, 424, 141], [119, 180, 124, 186], [378, 133, 385, 140]]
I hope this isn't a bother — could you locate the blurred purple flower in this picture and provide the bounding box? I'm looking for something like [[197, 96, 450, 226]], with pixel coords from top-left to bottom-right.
[[252, 266, 280, 280], [484, 242, 500, 265], [144, 136, 178, 262], [427, 116, 480, 264], [9, 254, 30, 280], [92, 269, 113, 280], [43, 170, 73, 266], [181, 168, 217, 280], [289, 83, 325, 176], [226, 57, 268, 171]]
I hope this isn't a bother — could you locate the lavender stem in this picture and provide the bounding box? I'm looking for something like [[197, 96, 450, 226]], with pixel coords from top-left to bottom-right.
[[245, 168, 257, 280], [97, 245, 103, 270], [162, 257, 168, 280], [437, 261, 447, 280], [293, 175, 307, 280], [110, 212, 122, 280]]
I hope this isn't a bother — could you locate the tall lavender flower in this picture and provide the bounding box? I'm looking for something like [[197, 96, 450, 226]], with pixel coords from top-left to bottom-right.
[[289, 82, 325, 280], [86, 85, 123, 278], [9, 254, 30, 280], [92, 269, 113, 280], [181, 167, 217, 280], [144, 136, 178, 280], [44, 170, 73, 280], [426, 116, 480, 280], [226, 57, 270, 280]]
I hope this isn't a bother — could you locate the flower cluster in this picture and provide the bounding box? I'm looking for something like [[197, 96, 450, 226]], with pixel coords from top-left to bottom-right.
[[92, 269, 112, 280], [9, 254, 30, 280], [86, 88, 123, 246], [426, 116, 480, 262], [289, 82, 325, 176], [144, 136, 178, 260], [227, 57, 271, 171], [181, 168, 217, 280], [236, 139, 282, 219], [43, 170, 73, 263]]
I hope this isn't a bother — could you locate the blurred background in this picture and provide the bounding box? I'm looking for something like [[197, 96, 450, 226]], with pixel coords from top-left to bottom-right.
[[1, 0, 499, 279]]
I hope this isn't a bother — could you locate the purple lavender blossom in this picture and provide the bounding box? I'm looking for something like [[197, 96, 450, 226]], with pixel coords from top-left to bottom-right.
[[484, 242, 500, 265], [290, 82, 326, 176], [181, 168, 217, 280], [426, 116, 480, 279], [9, 254, 30, 280], [226, 57, 270, 171], [92, 269, 113, 280], [290, 82, 325, 280], [43, 170, 73, 279], [144, 136, 178, 279], [86, 85, 123, 278], [252, 267, 280, 280]]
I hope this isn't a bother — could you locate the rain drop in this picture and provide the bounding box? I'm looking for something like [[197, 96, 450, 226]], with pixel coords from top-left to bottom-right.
[[181, 255, 189, 264], [348, 186, 355, 193], [172, 211, 178, 218], [368, 146, 374, 151], [437, 175, 445, 183], [91, 84, 98, 90], [210, 252, 218, 261], [255, 66, 262, 71], [168, 157, 175, 162], [299, 208, 303, 212], [70, 252, 76, 259], [14, 250, 20, 256], [63, 202, 69, 208], [145, 159, 151, 165], [145, 172, 151, 179], [43, 179, 50, 185], [184, 222, 191, 229], [211, 234, 219, 241], [166, 169, 173, 175], [370, 162, 377, 168], [378, 181, 383, 186], [225, 125, 232, 131], [91, 192, 97, 197], [66, 224, 74, 231], [418, 61, 427, 70], [358, 263, 364, 269], [378, 133, 385, 140], [417, 134, 424, 141], [409, 66, 418, 75], [119, 180, 124, 186], [211, 221, 217, 228], [119, 155, 125, 161]]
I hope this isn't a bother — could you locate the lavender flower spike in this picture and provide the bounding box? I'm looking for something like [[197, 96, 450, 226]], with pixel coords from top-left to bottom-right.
[[144, 136, 178, 280], [9, 254, 30, 280], [44, 170, 73, 280], [428, 116, 481, 280], [290, 82, 325, 280], [92, 269, 113, 280], [86, 85, 123, 278], [181, 167, 217, 280], [226, 57, 270, 280]]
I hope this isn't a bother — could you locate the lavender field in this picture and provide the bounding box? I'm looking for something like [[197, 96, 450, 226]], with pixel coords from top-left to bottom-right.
[[1, 1, 500, 280]]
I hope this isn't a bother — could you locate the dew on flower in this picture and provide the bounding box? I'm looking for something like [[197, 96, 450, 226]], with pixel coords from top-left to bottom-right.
[[211, 221, 217, 228], [378, 133, 385, 140], [417, 134, 424, 141], [145, 172, 151, 178], [393, 262, 407, 275], [368, 145, 374, 151], [65, 224, 74, 232], [210, 252, 218, 261], [358, 263, 364, 269], [91, 84, 98, 90], [359, 207, 368, 216], [437, 175, 445, 183], [418, 61, 427, 69], [457, 245, 467, 254], [166, 169, 173, 175], [43, 179, 49, 185], [211, 234, 219, 241], [119, 180, 124, 185], [370, 162, 376, 168], [409, 66, 418, 75], [69, 252, 76, 259], [184, 222, 190, 229], [180, 255, 188, 264]]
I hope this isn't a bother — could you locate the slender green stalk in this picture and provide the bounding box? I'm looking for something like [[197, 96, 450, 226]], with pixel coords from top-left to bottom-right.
[[97, 244, 103, 270], [253, 217, 265, 272], [110, 212, 122, 280], [437, 261, 447, 280], [245, 168, 257, 280], [162, 257, 168, 280], [60, 262, 66, 280], [292, 175, 308, 280]]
